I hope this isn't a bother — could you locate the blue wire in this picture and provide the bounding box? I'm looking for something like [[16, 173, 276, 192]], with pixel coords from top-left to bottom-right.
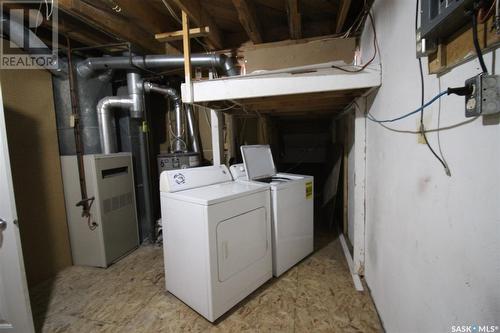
[[367, 91, 448, 123]]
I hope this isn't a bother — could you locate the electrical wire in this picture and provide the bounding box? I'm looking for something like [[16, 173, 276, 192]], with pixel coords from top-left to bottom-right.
[[331, 9, 377, 73], [367, 91, 447, 123], [192, 103, 239, 112], [415, 0, 450, 176], [471, 5, 489, 73], [496, 0, 500, 31], [436, 77, 451, 176], [362, 103, 480, 134], [340, 0, 370, 38]]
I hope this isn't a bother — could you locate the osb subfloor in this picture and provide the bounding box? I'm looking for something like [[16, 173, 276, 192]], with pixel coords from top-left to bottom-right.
[[30, 232, 382, 332]]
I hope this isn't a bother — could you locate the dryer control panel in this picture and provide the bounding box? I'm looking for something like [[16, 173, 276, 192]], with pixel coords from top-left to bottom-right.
[[160, 165, 232, 193]]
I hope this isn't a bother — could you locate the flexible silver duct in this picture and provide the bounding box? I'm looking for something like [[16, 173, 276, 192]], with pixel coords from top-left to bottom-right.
[[184, 104, 201, 154], [1, 13, 65, 76], [143, 82, 193, 153], [77, 53, 238, 78]]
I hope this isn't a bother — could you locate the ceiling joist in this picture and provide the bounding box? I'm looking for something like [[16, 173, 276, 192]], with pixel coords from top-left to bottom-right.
[[58, 0, 163, 53], [170, 0, 223, 50], [231, 0, 263, 44], [286, 0, 302, 40], [335, 0, 352, 33]]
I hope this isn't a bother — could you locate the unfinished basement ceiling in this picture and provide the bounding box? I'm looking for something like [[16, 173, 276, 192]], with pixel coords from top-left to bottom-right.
[[14, 0, 369, 53]]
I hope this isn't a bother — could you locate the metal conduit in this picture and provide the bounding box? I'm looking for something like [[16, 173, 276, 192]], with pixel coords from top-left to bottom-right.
[[77, 53, 238, 78]]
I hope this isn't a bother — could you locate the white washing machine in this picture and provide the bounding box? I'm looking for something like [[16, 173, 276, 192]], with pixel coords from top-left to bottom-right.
[[160, 165, 272, 322], [232, 145, 314, 277]]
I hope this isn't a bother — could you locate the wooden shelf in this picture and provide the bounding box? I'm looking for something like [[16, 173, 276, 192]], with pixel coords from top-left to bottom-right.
[[181, 62, 381, 116]]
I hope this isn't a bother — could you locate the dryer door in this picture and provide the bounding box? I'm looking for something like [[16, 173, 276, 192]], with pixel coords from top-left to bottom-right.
[[217, 207, 268, 282]]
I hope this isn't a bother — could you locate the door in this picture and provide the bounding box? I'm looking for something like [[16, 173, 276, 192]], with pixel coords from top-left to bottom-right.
[[0, 80, 35, 332], [216, 207, 268, 282]]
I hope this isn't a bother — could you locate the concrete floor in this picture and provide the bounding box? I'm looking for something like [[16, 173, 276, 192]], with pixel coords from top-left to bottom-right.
[[30, 232, 382, 332]]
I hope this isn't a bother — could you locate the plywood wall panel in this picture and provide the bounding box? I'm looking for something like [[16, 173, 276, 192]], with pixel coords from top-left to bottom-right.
[[1, 68, 72, 287]]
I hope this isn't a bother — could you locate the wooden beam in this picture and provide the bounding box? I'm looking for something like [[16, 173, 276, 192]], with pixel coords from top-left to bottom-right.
[[112, 0, 181, 51], [171, 0, 223, 50], [428, 16, 500, 74], [113, 0, 175, 33], [335, 0, 352, 33], [286, 0, 302, 40], [231, 0, 263, 44], [156, 26, 210, 43], [182, 10, 193, 103], [58, 0, 163, 53], [1, 2, 117, 48]]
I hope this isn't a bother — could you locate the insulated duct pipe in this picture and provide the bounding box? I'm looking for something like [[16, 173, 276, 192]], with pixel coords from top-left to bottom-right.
[[143, 82, 195, 153], [77, 53, 238, 78], [97, 96, 134, 154], [1, 13, 65, 76], [97, 71, 143, 154]]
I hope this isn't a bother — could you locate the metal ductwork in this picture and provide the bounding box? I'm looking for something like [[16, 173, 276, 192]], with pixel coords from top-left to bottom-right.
[[97, 96, 134, 154], [143, 82, 199, 153], [1, 13, 65, 76], [77, 53, 238, 78], [127, 71, 143, 118], [97, 71, 144, 154], [184, 104, 201, 154], [54, 59, 113, 155]]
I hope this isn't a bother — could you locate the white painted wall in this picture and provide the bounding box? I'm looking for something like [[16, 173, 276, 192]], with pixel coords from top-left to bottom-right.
[[359, 1, 500, 332]]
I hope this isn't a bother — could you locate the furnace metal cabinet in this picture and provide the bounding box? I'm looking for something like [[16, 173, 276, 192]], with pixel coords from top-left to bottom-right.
[[60, 153, 139, 267]]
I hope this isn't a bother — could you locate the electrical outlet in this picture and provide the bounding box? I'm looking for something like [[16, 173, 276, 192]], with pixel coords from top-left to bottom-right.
[[465, 74, 500, 117]]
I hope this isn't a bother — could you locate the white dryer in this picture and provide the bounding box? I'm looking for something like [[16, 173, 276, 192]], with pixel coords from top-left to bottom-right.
[[160, 165, 272, 322], [232, 145, 314, 277]]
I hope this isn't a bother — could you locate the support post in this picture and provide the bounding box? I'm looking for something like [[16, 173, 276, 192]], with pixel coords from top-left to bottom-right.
[[182, 10, 193, 103], [210, 109, 224, 165], [353, 98, 367, 275], [226, 114, 237, 163]]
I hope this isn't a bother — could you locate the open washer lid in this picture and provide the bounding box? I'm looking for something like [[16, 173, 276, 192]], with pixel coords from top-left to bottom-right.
[[240, 145, 277, 181]]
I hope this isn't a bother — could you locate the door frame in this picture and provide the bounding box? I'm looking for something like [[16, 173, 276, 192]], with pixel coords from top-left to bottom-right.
[[0, 77, 35, 333]]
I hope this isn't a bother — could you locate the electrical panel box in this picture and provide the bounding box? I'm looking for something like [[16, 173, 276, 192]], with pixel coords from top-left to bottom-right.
[[418, 0, 474, 56], [465, 74, 500, 117], [60, 153, 139, 267]]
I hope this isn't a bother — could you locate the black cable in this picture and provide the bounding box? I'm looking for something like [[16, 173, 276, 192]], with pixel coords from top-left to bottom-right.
[[471, 6, 489, 74], [415, 0, 450, 175]]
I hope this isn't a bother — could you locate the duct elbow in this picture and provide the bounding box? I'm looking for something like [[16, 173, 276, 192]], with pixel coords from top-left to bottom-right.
[[218, 54, 239, 76], [143, 82, 181, 102], [77, 59, 94, 78], [97, 96, 134, 154]]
